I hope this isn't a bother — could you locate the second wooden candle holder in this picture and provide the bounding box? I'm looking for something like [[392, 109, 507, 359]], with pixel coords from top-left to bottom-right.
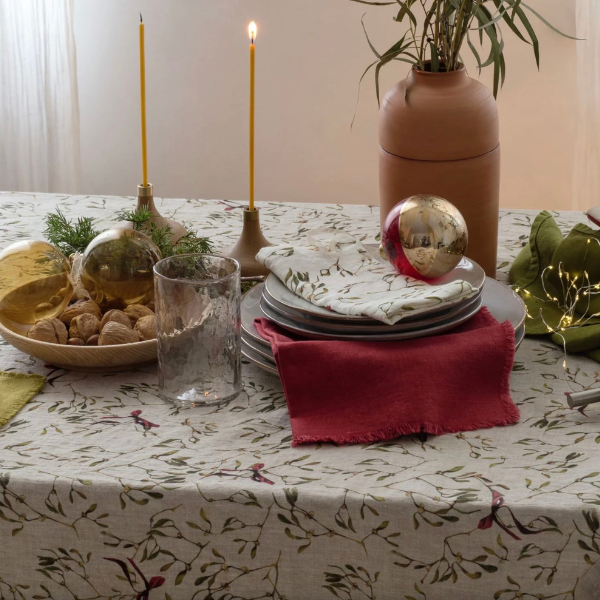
[[227, 208, 272, 277]]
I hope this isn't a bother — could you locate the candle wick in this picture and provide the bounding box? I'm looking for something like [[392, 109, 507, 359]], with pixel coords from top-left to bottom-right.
[[140, 13, 143, 23]]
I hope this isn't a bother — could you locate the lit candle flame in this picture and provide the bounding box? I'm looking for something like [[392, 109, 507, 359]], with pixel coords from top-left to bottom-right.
[[248, 21, 257, 43]]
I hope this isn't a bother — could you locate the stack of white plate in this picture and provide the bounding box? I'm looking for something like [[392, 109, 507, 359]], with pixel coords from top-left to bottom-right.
[[241, 258, 526, 375]]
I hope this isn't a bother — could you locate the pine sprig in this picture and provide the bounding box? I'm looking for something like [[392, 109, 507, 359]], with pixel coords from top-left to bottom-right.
[[43, 209, 100, 256], [43, 207, 214, 259], [115, 208, 214, 258]]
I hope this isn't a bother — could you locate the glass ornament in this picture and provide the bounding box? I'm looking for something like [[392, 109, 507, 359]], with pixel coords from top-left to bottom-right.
[[0, 240, 73, 331], [80, 229, 161, 310], [380, 194, 468, 280]]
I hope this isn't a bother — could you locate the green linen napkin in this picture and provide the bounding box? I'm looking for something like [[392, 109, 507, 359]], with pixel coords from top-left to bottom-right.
[[0, 371, 45, 427], [509, 211, 600, 362]]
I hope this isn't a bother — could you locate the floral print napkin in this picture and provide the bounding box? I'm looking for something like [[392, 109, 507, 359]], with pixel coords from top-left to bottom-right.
[[256, 231, 479, 325]]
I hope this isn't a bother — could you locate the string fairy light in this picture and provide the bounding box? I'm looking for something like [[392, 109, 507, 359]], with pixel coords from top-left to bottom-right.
[[514, 237, 600, 391]]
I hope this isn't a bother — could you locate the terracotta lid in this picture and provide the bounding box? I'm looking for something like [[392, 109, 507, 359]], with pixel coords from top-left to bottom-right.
[[379, 66, 499, 161]]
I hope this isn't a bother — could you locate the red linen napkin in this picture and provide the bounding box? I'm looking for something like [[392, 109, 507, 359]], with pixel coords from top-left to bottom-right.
[[255, 308, 519, 446]]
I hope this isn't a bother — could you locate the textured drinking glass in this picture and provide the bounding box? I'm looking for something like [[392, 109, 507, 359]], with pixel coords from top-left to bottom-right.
[[154, 255, 241, 407]]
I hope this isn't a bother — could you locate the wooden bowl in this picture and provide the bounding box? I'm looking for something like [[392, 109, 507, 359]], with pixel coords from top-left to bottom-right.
[[0, 320, 157, 372]]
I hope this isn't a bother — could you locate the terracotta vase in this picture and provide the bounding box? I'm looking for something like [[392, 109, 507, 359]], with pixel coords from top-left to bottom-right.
[[379, 65, 500, 277]]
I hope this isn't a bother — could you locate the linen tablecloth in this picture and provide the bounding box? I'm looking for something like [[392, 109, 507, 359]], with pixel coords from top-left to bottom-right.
[[0, 192, 599, 600]]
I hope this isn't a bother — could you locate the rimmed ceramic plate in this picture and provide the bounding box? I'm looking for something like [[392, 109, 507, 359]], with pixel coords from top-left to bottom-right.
[[515, 324, 525, 351], [483, 278, 527, 332], [259, 294, 484, 341], [261, 288, 483, 334], [242, 281, 527, 374], [242, 276, 525, 345], [244, 321, 528, 376], [241, 342, 278, 375], [242, 333, 276, 361], [0, 320, 157, 372], [264, 256, 485, 324]]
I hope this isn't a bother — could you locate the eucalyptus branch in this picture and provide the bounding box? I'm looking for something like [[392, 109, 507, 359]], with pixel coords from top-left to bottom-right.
[[353, 0, 578, 103]]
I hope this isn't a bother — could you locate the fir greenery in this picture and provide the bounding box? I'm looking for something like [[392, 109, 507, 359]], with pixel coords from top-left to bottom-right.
[[43, 209, 101, 256], [114, 208, 214, 258], [43, 207, 213, 259]]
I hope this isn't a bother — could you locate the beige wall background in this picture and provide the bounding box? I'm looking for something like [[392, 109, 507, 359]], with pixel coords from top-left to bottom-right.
[[74, 0, 577, 210]]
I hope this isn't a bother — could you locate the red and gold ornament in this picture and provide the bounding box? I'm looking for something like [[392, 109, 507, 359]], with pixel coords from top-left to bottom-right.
[[380, 194, 468, 280]]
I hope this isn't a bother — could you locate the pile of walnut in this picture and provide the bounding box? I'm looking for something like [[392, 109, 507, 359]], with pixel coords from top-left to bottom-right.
[[27, 299, 156, 346]]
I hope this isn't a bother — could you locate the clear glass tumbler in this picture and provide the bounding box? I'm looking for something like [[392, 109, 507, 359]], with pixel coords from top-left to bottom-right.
[[154, 254, 241, 407]]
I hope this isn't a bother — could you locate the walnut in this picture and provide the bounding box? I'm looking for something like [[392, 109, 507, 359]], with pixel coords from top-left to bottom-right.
[[98, 321, 140, 346], [27, 318, 68, 344], [60, 300, 102, 326], [69, 313, 100, 343], [134, 315, 156, 341], [67, 338, 84, 346], [100, 310, 132, 332], [124, 304, 154, 325], [86, 334, 99, 346]]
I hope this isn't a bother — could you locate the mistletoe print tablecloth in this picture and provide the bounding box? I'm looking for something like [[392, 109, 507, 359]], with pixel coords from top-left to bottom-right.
[[0, 192, 599, 600]]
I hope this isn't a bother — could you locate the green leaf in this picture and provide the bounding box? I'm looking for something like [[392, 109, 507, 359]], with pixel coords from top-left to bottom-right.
[[394, 2, 417, 28], [474, 5, 505, 97], [480, 564, 499, 573], [510, 0, 523, 20], [521, 2, 581, 41], [471, 6, 508, 32], [444, 466, 464, 473], [361, 14, 382, 58], [490, 0, 529, 45], [199, 508, 210, 524], [429, 42, 439, 72], [284, 487, 298, 506], [350, 0, 396, 4], [372, 34, 411, 105], [504, 0, 540, 68]]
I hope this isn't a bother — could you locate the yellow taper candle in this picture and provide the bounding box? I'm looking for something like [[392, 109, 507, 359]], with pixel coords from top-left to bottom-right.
[[139, 14, 148, 187], [248, 21, 257, 211]]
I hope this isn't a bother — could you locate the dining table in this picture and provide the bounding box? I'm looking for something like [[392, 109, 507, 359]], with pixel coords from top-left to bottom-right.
[[0, 191, 599, 600]]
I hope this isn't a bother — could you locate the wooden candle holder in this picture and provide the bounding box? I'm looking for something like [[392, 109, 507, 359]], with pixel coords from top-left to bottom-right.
[[137, 184, 187, 244], [227, 208, 272, 277]]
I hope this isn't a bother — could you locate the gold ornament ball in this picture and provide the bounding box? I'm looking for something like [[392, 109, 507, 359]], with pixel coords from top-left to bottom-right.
[[81, 229, 161, 310], [0, 240, 73, 332], [380, 194, 469, 279]]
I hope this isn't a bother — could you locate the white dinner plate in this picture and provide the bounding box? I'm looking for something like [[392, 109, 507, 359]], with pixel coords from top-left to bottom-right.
[[242, 308, 527, 377], [261, 287, 483, 334], [243, 285, 476, 346], [259, 294, 484, 341], [244, 322, 528, 376], [264, 256, 485, 324], [515, 323, 525, 351], [242, 277, 525, 347], [241, 342, 278, 375], [242, 333, 276, 362]]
